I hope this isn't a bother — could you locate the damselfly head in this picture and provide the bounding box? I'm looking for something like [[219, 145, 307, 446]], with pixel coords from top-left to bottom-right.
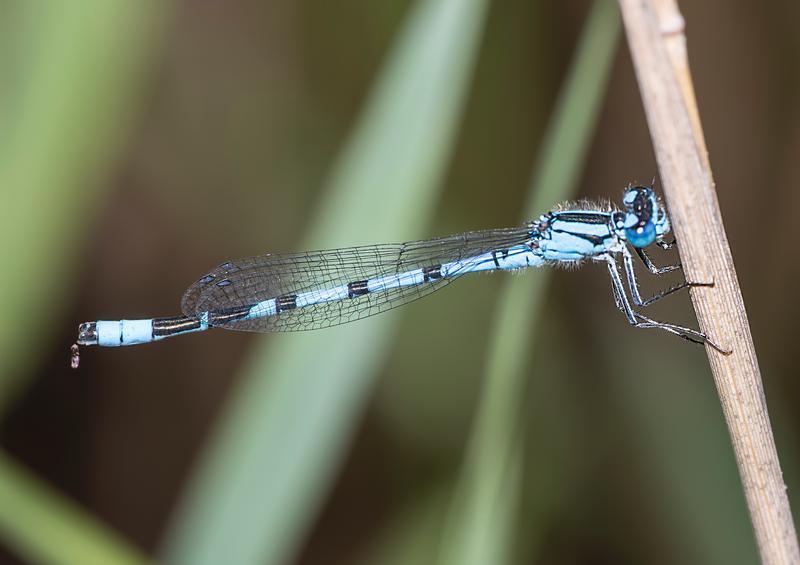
[[618, 186, 670, 247]]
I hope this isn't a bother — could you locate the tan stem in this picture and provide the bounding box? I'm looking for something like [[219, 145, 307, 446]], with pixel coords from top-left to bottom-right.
[[617, 0, 800, 563]]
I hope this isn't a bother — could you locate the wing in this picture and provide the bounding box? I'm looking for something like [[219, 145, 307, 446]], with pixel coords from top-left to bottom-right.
[[180, 226, 531, 332]]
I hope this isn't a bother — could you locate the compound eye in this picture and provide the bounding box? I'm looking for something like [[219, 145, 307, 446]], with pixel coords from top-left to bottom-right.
[[625, 221, 657, 248]]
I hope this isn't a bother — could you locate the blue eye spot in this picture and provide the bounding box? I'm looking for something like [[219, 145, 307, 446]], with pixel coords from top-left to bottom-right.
[[623, 190, 637, 206], [626, 221, 656, 248]]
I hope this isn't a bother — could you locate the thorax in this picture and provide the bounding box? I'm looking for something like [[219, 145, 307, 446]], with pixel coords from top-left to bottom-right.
[[529, 210, 620, 262]]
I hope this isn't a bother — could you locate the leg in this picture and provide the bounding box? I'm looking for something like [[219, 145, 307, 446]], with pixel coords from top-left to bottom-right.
[[632, 312, 718, 347], [603, 255, 730, 353], [607, 257, 627, 312], [635, 246, 680, 275], [623, 249, 712, 308], [656, 237, 676, 250], [604, 255, 648, 324], [637, 281, 711, 308]]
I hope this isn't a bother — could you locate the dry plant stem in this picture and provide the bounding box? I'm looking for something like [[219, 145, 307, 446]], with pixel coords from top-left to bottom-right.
[[618, 1, 800, 563]]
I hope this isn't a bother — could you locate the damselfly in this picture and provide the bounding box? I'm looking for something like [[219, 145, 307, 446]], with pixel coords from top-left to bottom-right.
[[72, 185, 726, 368]]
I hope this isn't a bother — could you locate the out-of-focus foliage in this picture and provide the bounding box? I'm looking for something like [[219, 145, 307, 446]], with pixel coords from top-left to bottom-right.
[[438, 2, 621, 564], [0, 1, 167, 408], [161, 0, 491, 563], [0, 452, 149, 565]]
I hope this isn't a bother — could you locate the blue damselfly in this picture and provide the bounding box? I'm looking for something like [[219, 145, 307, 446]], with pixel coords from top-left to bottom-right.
[[72, 185, 726, 368]]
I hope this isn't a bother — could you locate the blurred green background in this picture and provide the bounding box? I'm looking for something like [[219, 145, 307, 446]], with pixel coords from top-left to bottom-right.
[[0, 0, 798, 564]]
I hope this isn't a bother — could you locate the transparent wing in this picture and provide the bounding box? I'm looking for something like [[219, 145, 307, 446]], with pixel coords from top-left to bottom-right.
[[180, 226, 531, 332]]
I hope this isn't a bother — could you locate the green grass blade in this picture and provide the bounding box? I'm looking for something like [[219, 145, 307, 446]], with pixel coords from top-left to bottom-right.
[[0, 1, 167, 410], [161, 1, 491, 564], [0, 3, 166, 563], [0, 451, 149, 565], [437, 2, 621, 563], [609, 346, 760, 564], [357, 486, 449, 565]]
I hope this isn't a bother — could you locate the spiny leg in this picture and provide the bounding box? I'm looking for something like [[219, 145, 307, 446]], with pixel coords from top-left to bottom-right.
[[631, 313, 706, 344], [656, 237, 676, 251], [608, 258, 627, 311], [604, 255, 644, 324], [635, 246, 680, 275], [604, 255, 728, 353], [623, 248, 713, 308], [632, 313, 729, 353]]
